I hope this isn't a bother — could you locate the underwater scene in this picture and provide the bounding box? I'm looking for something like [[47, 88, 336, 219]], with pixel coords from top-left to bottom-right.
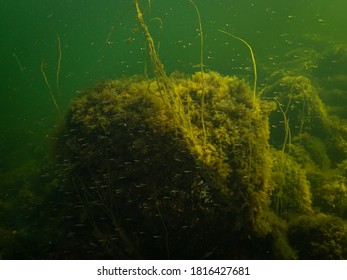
[[1, 0, 347, 259]]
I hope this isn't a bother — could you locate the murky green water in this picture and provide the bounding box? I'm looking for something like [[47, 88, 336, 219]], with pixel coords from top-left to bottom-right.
[[1, 0, 347, 259]]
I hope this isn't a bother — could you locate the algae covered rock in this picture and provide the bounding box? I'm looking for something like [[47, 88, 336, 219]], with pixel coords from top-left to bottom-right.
[[264, 75, 330, 145], [270, 149, 313, 218], [56, 71, 275, 258], [288, 214, 347, 259]]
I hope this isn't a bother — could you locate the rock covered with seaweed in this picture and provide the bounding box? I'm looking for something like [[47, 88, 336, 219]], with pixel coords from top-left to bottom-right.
[[51, 35, 347, 259], [55, 71, 279, 258]]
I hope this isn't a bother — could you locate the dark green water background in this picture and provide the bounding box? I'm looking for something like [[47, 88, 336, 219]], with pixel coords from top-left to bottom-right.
[[1, 0, 346, 172]]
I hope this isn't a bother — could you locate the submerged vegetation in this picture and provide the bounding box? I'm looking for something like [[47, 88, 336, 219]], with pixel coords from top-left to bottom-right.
[[1, 0, 347, 259], [57, 71, 275, 258]]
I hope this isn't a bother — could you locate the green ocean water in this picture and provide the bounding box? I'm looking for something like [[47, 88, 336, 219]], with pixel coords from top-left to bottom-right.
[[1, 0, 347, 259]]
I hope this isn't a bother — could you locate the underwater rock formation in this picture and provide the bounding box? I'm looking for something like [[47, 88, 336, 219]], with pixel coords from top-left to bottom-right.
[[55, 71, 278, 258]]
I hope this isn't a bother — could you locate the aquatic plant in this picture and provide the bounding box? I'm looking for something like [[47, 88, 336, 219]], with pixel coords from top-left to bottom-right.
[[288, 214, 347, 259], [135, 0, 208, 157], [218, 29, 258, 108], [41, 61, 60, 113], [270, 149, 313, 217], [40, 31, 62, 114]]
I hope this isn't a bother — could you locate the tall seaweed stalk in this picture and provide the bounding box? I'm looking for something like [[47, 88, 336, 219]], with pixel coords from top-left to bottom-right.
[[41, 60, 60, 113], [188, 0, 207, 148], [218, 30, 257, 108], [135, 0, 199, 149]]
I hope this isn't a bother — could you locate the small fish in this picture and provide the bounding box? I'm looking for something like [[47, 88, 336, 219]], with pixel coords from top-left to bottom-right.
[[74, 224, 85, 227]]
